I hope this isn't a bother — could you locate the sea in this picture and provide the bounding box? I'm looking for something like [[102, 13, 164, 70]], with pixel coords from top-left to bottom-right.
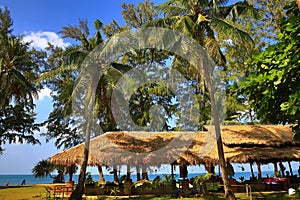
[[1, 171, 298, 186]]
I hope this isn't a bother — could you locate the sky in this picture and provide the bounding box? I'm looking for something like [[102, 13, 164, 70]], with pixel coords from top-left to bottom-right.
[[0, 0, 165, 175], [0, 0, 298, 176]]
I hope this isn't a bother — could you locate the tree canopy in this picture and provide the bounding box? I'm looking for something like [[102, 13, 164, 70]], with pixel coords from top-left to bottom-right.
[[0, 7, 42, 153], [240, 1, 300, 135]]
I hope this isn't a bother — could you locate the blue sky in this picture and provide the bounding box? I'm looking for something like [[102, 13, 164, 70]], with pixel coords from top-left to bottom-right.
[[0, 0, 297, 176], [0, 0, 169, 175]]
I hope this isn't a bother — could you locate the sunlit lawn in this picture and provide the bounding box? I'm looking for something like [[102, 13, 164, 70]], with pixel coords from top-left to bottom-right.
[[1, 185, 300, 200], [0, 185, 45, 200]]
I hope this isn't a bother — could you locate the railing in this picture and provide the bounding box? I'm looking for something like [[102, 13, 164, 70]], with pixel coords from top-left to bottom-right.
[[44, 183, 75, 199], [245, 184, 252, 200]]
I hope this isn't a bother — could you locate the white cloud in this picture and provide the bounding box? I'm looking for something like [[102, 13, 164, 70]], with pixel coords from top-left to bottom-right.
[[22, 31, 70, 49], [35, 88, 52, 101]]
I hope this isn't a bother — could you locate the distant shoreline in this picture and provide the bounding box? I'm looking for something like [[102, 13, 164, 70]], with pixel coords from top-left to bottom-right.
[[1, 171, 299, 186]]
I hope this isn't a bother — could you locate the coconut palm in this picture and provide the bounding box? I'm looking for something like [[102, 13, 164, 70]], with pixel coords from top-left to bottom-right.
[[147, 1, 259, 199], [32, 159, 77, 182], [0, 7, 41, 153], [39, 19, 132, 199]]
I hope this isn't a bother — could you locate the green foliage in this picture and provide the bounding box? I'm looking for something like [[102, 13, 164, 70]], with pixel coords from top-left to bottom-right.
[[31, 159, 59, 179], [110, 186, 120, 198], [192, 173, 213, 194], [0, 7, 42, 153], [241, 1, 300, 133]]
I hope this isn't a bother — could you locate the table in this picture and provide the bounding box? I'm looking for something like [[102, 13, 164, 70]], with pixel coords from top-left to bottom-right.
[[44, 184, 75, 199], [263, 178, 288, 190]]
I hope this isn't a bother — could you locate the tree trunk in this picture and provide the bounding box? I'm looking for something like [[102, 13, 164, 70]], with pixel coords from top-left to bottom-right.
[[70, 109, 93, 199], [68, 164, 76, 181], [202, 61, 235, 199], [257, 162, 262, 182], [71, 146, 89, 199], [288, 161, 293, 176], [296, 0, 300, 11], [113, 166, 119, 183], [250, 162, 255, 181], [98, 165, 105, 183]]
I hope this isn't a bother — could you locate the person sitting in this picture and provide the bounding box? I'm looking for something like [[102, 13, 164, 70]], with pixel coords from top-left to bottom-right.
[[21, 179, 26, 185]]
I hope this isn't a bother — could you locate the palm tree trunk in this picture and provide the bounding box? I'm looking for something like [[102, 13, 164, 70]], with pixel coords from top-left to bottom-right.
[[296, 0, 300, 11], [71, 121, 92, 199], [202, 59, 235, 200], [71, 68, 99, 199], [257, 162, 262, 182], [68, 164, 76, 181]]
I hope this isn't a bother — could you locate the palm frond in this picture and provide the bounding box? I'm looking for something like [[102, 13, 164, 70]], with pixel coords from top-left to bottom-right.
[[146, 16, 180, 28], [212, 17, 254, 45], [37, 64, 79, 83], [217, 1, 261, 20], [155, 3, 186, 16], [204, 36, 226, 66], [174, 15, 195, 36]]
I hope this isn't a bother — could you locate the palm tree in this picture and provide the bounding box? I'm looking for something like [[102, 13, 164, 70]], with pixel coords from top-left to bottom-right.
[[0, 7, 41, 153], [39, 19, 130, 199], [147, 1, 259, 199], [32, 159, 77, 182], [297, 0, 300, 11], [32, 159, 57, 180]]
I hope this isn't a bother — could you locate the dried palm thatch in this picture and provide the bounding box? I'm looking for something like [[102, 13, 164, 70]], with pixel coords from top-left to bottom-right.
[[50, 125, 299, 166], [205, 124, 297, 147], [224, 146, 300, 164], [50, 131, 216, 166]]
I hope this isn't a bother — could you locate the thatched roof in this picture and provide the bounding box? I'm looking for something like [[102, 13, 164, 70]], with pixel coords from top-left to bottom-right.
[[50, 131, 212, 166], [205, 125, 297, 147], [50, 125, 299, 166], [224, 146, 300, 164]]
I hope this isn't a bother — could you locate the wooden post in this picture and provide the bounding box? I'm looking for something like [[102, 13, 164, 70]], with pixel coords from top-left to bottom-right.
[[126, 165, 131, 181], [113, 166, 119, 183], [250, 162, 255, 181], [257, 161, 262, 182], [288, 161, 293, 177], [97, 165, 105, 184], [273, 162, 278, 176], [179, 165, 188, 179], [136, 166, 141, 181], [142, 165, 149, 180]]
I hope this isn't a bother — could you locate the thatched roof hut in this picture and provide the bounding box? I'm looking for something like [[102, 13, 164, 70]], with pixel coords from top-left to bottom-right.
[[50, 125, 299, 167], [205, 125, 297, 147], [50, 131, 214, 166]]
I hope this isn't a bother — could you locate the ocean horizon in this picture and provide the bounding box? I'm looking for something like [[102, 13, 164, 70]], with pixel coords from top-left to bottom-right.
[[1, 171, 298, 186]]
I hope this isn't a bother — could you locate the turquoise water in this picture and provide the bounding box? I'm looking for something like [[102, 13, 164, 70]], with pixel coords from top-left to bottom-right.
[[2, 171, 297, 186]]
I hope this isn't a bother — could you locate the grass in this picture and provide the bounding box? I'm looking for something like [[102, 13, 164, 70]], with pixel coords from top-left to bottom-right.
[[0, 185, 46, 200], [0, 185, 300, 200]]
